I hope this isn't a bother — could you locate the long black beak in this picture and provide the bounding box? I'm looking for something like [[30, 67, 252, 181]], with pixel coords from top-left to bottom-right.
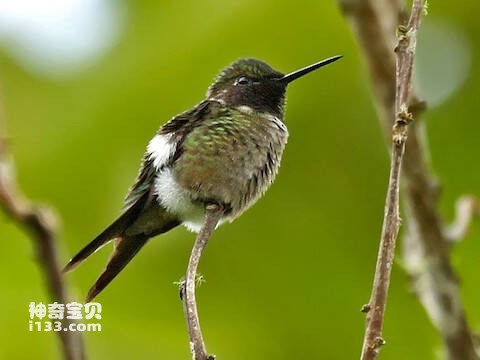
[[279, 55, 342, 84]]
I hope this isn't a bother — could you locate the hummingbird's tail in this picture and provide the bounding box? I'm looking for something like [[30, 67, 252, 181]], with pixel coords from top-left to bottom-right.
[[63, 203, 143, 274], [85, 234, 149, 302], [64, 199, 180, 301]]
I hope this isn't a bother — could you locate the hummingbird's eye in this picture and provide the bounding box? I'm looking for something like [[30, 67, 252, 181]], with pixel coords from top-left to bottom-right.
[[235, 76, 252, 86]]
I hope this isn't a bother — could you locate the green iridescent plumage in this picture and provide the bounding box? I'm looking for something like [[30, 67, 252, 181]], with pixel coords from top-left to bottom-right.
[[173, 101, 288, 219]]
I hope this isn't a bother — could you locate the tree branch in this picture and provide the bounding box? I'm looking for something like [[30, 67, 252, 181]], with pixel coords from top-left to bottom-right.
[[359, 2, 424, 359], [0, 103, 84, 360], [338, 0, 479, 359], [180, 203, 223, 360]]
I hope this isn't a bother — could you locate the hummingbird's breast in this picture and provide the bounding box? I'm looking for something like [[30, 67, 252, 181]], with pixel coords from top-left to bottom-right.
[[172, 106, 288, 225]]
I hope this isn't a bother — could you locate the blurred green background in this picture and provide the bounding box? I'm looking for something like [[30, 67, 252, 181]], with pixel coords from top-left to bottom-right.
[[0, 1, 479, 359]]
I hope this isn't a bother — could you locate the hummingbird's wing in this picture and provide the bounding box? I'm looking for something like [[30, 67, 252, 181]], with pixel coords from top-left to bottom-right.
[[124, 99, 213, 208], [123, 155, 156, 209]]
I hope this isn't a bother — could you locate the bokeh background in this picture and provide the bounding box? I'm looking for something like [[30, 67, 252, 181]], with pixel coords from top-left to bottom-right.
[[0, 1, 479, 359]]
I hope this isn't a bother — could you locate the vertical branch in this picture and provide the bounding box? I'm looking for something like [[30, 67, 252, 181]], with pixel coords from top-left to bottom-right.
[[0, 103, 84, 358], [339, 0, 479, 359], [359, 1, 424, 359], [180, 203, 223, 360], [360, 140, 404, 359]]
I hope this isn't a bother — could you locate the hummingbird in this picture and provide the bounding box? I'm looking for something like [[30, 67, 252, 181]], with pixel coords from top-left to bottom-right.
[[64, 55, 341, 302]]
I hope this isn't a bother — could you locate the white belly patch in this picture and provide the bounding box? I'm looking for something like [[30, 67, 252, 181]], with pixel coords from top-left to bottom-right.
[[154, 168, 228, 232]]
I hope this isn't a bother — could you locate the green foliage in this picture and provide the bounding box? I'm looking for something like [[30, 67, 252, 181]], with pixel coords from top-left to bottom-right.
[[1, 1, 479, 359]]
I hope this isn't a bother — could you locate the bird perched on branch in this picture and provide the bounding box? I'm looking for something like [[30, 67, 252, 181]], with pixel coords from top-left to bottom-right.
[[64, 55, 341, 302]]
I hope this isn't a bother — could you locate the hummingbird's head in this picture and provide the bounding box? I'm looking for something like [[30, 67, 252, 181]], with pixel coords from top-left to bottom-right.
[[207, 58, 286, 117], [207, 56, 342, 117]]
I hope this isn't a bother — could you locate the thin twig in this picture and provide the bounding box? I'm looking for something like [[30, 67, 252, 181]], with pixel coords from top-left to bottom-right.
[[180, 203, 223, 360], [359, 1, 424, 359], [0, 103, 84, 360], [339, 0, 479, 358], [445, 195, 479, 243]]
